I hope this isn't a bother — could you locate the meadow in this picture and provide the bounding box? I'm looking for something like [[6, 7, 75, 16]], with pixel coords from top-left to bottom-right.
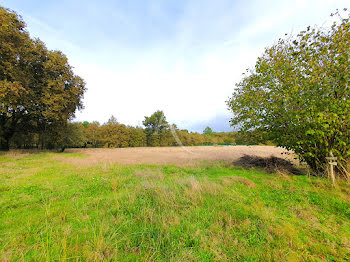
[[0, 149, 349, 261]]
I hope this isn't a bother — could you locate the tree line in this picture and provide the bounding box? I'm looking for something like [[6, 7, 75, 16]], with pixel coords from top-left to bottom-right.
[[8, 110, 270, 149], [0, 7, 268, 151]]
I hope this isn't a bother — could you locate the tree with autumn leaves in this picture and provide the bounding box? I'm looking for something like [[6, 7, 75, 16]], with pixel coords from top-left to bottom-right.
[[0, 7, 85, 150], [78, 112, 239, 148]]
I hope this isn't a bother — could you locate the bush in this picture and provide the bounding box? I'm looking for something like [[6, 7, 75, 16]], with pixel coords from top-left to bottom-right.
[[227, 10, 350, 176], [234, 155, 302, 175]]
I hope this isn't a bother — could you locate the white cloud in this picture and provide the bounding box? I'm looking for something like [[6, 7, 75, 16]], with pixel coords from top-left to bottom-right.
[[3, 0, 349, 131], [74, 0, 349, 129]]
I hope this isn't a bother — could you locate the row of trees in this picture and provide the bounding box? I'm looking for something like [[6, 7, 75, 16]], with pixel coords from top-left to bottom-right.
[[0, 7, 267, 151], [9, 110, 269, 149]]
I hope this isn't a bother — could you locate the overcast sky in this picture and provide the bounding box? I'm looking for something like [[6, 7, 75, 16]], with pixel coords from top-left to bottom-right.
[[0, 0, 348, 132]]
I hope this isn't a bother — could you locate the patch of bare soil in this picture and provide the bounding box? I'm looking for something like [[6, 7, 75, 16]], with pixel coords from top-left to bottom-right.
[[63, 146, 293, 167]]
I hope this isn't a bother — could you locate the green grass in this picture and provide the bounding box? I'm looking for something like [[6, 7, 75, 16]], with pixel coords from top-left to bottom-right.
[[0, 152, 349, 261]]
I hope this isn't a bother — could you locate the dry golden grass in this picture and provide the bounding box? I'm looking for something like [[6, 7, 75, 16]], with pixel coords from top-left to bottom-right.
[[0, 151, 30, 159], [63, 146, 291, 167]]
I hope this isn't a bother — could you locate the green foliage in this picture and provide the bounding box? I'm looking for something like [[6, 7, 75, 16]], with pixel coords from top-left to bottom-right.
[[128, 126, 147, 147], [4, 107, 269, 149], [60, 123, 87, 150], [227, 10, 350, 176], [143, 110, 171, 146], [234, 130, 271, 145], [1, 152, 350, 260], [203, 126, 214, 136], [0, 6, 86, 150], [83, 121, 101, 148]]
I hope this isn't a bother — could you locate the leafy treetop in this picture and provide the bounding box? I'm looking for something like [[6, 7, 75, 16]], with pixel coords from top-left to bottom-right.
[[227, 9, 350, 176]]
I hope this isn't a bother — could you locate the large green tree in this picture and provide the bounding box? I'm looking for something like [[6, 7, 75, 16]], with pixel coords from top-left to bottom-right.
[[203, 126, 214, 136], [227, 10, 350, 176], [143, 110, 170, 146], [0, 6, 85, 150]]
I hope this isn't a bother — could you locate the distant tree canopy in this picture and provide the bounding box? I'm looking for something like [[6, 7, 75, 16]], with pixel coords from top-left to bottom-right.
[[0, 7, 86, 150], [143, 110, 171, 146], [203, 126, 213, 136], [227, 10, 350, 176], [7, 108, 269, 149]]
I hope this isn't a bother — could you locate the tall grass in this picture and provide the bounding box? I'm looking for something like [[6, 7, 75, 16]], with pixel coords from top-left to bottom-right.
[[0, 152, 349, 261]]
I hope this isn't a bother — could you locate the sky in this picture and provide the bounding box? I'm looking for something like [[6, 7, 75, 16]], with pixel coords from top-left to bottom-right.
[[0, 0, 348, 132]]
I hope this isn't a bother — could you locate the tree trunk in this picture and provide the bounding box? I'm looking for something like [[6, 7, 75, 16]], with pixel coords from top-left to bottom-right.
[[0, 117, 17, 151], [0, 138, 10, 151]]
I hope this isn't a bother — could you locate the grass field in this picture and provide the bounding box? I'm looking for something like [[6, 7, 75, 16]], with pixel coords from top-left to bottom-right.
[[0, 150, 350, 261]]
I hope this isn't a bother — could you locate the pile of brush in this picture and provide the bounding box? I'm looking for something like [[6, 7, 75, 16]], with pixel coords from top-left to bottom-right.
[[234, 155, 302, 175]]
